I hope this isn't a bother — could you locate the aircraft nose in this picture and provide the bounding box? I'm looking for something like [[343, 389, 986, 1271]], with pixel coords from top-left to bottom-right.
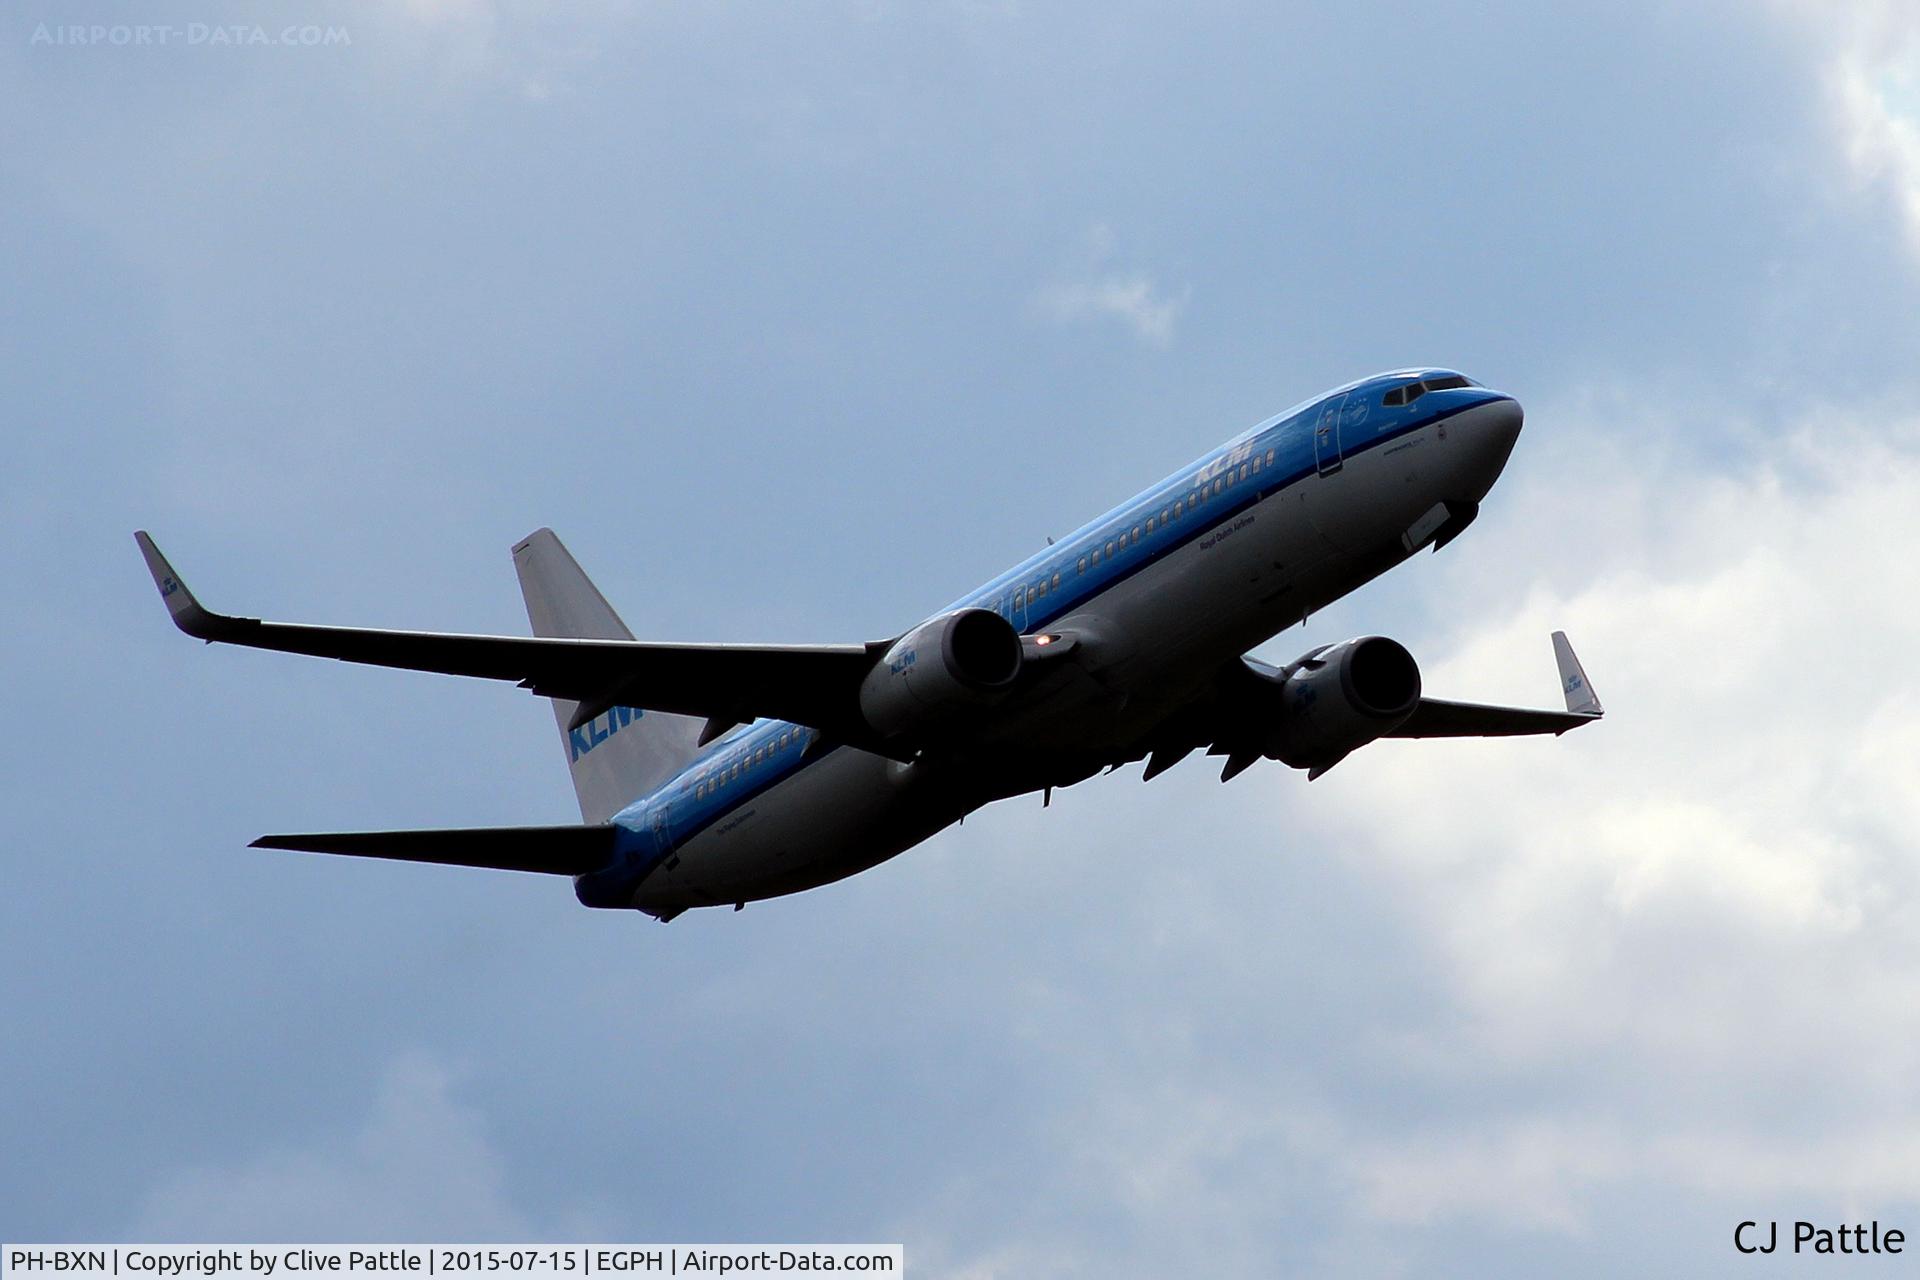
[[1481, 394, 1523, 450], [1448, 393, 1524, 500]]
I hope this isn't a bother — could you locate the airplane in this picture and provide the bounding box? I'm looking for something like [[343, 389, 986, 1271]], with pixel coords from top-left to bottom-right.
[[137, 368, 1601, 922]]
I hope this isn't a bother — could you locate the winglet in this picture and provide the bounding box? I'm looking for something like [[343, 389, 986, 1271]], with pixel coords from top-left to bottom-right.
[[1551, 631, 1603, 717], [134, 531, 227, 640]]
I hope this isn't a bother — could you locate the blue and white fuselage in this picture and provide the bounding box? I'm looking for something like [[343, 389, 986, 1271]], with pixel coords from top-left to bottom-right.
[[140, 368, 1598, 922], [598, 371, 1525, 916]]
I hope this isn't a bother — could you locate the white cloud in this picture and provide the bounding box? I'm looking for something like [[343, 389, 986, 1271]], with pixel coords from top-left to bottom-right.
[[1033, 225, 1189, 347], [1836, 59, 1920, 258], [1777, 0, 1920, 262], [1296, 397, 1920, 1220], [1346, 1119, 1629, 1234], [1035, 274, 1188, 347], [134, 1053, 538, 1239]]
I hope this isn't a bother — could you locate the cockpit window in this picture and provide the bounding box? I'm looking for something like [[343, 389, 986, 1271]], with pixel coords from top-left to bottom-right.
[[1384, 373, 1474, 407]]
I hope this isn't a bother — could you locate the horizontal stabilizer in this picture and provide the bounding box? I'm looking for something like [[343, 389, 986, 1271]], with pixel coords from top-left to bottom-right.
[[251, 824, 620, 876]]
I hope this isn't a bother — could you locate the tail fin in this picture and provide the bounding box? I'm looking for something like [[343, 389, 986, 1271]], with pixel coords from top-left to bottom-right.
[[512, 529, 703, 823]]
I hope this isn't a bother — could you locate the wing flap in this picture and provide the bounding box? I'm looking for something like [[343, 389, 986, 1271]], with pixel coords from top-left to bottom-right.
[[251, 824, 619, 876]]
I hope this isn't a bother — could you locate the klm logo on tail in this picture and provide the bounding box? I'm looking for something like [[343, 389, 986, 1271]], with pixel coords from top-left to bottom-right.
[[570, 706, 646, 762]]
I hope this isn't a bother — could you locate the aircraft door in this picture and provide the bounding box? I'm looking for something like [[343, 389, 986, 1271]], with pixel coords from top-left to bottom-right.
[[1314, 395, 1347, 476]]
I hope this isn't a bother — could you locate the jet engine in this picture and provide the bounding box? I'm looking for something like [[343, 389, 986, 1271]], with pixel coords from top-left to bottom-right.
[[1262, 636, 1422, 770], [859, 608, 1024, 740]]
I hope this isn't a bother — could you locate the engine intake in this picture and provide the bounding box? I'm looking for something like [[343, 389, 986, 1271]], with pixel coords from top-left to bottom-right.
[[859, 608, 1023, 740], [1264, 635, 1422, 769]]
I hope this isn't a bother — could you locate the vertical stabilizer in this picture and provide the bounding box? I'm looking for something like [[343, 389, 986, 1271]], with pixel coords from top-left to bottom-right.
[[512, 529, 703, 823]]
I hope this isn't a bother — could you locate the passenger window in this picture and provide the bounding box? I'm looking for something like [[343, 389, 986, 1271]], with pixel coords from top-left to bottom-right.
[[1051, 572, 1061, 588], [1105, 541, 1115, 557], [1213, 477, 1224, 495], [1078, 556, 1087, 573], [1265, 449, 1275, 466], [1146, 516, 1155, 533]]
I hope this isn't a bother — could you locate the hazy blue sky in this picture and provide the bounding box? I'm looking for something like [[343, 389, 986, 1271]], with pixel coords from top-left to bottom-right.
[[8, 1, 1920, 1274]]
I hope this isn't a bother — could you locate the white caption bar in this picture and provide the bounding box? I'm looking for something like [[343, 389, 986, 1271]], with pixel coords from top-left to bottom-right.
[[3, 1249, 902, 1279]]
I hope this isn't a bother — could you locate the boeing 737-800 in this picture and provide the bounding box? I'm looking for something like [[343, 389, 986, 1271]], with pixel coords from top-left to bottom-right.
[[139, 369, 1601, 922]]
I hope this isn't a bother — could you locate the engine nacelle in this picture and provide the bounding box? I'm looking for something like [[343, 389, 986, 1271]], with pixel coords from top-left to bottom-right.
[[859, 608, 1024, 740], [1264, 635, 1422, 769]]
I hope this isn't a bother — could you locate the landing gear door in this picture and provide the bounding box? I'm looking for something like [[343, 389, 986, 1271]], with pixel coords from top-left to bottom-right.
[[1314, 395, 1346, 476]]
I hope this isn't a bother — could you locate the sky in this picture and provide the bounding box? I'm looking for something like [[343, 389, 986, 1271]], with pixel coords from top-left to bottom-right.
[[6, 0, 1920, 1273]]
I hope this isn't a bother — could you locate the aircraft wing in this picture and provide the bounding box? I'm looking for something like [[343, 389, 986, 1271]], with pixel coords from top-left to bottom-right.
[[252, 825, 618, 875], [1385, 631, 1604, 738], [136, 532, 885, 747], [1386, 698, 1595, 737]]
